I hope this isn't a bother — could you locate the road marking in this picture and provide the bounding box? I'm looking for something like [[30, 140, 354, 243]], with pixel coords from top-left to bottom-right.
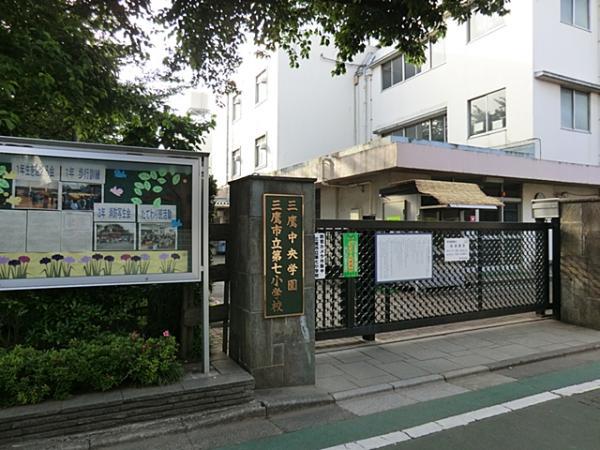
[[321, 378, 600, 450]]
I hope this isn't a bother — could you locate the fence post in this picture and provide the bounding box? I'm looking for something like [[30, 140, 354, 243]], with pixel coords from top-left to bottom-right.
[[477, 230, 483, 311], [551, 217, 561, 319]]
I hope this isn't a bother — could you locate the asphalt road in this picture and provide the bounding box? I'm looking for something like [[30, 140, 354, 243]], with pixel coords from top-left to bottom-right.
[[94, 350, 600, 450], [214, 354, 600, 450], [386, 389, 600, 449]]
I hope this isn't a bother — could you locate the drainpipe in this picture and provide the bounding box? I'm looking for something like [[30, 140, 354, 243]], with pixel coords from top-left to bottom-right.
[[225, 93, 230, 181]]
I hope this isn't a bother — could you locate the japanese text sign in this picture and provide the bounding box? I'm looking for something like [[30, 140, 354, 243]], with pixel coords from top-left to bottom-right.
[[444, 238, 470, 262], [342, 232, 359, 278], [263, 194, 304, 318]]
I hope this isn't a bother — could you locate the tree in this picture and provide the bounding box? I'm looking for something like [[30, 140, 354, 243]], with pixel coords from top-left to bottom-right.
[[0, 0, 212, 150], [161, 0, 509, 96]]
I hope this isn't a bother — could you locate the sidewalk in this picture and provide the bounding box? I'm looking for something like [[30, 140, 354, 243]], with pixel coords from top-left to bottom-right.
[[8, 318, 600, 449], [314, 318, 600, 400]]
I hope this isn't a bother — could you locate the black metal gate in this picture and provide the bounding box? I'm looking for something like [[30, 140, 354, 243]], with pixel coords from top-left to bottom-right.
[[315, 220, 555, 340]]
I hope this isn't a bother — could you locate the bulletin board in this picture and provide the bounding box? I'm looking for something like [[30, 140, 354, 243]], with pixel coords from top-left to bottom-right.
[[0, 138, 208, 290]]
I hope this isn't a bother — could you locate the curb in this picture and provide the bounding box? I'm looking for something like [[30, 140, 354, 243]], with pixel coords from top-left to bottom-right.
[[3, 401, 267, 450], [7, 340, 600, 449], [322, 341, 600, 403]]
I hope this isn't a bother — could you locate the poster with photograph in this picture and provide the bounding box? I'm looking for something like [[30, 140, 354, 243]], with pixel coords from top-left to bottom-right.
[[95, 222, 136, 251], [15, 180, 59, 209], [62, 183, 102, 211], [139, 223, 177, 250]]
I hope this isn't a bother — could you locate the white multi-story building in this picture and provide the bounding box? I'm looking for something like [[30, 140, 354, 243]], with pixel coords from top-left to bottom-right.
[[215, 0, 600, 221]]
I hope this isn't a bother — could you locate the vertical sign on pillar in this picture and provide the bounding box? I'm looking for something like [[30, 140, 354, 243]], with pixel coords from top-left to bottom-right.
[[342, 232, 359, 278], [263, 194, 304, 318]]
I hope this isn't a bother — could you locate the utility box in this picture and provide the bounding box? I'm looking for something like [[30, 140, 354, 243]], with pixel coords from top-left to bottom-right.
[[532, 198, 560, 219]]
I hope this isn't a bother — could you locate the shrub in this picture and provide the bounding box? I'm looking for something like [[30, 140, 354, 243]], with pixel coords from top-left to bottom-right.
[[0, 333, 183, 407]]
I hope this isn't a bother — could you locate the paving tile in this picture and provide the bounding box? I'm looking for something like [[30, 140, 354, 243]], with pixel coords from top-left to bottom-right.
[[316, 363, 344, 378], [492, 344, 536, 358], [330, 349, 372, 364], [402, 381, 470, 402], [336, 361, 390, 380], [352, 374, 399, 388], [377, 361, 431, 379], [399, 345, 451, 361], [338, 391, 417, 416], [410, 358, 462, 373], [315, 375, 359, 393], [449, 354, 496, 368], [358, 346, 406, 363]]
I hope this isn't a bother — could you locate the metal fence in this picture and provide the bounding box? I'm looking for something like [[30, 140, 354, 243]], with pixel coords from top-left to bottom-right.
[[315, 220, 553, 340]]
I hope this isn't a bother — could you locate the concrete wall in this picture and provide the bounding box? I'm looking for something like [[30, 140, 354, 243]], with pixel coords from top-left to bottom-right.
[[228, 44, 280, 179], [277, 43, 362, 169], [533, 0, 600, 165], [560, 199, 600, 329], [367, 2, 535, 151]]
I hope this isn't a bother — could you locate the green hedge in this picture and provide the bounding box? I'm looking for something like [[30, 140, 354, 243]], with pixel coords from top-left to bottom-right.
[[0, 333, 183, 407]]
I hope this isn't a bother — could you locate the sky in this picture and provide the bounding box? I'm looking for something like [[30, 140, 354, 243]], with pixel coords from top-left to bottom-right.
[[118, 0, 200, 115]]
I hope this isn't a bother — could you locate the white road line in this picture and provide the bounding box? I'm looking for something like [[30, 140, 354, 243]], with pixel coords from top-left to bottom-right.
[[321, 378, 600, 450]]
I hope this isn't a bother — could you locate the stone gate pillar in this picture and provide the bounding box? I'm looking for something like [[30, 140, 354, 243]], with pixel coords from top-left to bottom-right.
[[228, 175, 316, 388], [560, 198, 600, 328]]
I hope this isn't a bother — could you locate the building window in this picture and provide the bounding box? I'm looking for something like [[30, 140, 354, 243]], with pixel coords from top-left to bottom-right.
[[469, 89, 506, 136], [427, 39, 446, 68], [383, 114, 447, 142], [561, 87, 589, 131], [561, 0, 589, 29], [467, 12, 504, 41], [381, 55, 421, 90], [232, 93, 241, 121], [254, 135, 267, 168], [231, 148, 241, 177], [255, 70, 267, 103]]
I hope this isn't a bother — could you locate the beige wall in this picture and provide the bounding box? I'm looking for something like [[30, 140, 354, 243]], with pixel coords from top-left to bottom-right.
[[319, 172, 599, 222]]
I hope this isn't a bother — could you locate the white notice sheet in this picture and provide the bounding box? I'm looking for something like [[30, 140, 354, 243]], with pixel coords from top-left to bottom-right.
[[26, 210, 62, 252], [0, 210, 27, 252], [376, 233, 432, 283], [61, 211, 93, 252]]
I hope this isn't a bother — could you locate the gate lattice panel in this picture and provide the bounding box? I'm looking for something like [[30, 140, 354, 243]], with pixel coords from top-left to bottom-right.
[[315, 220, 551, 340]]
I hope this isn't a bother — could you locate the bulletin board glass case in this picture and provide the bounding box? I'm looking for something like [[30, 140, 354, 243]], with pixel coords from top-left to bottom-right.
[[0, 138, 208, 290]]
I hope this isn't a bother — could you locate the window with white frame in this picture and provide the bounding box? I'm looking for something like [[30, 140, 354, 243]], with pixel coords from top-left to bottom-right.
[[232, 93, 241, 121], [469, 89, 506, 136], [561, 0, 589, 29], [381, 55, 421, 90], [383, 114, 447, 142], [428, 39, 446, 68], [231, 148, 241, 177], [255, 70, 268, 103], [254, 135, 267, 168], [467, 12, 504, 41], [561, 87, 590, 131]]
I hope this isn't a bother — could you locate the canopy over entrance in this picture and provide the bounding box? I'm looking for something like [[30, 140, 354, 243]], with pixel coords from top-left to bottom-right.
[[380, 179, 504, 210]]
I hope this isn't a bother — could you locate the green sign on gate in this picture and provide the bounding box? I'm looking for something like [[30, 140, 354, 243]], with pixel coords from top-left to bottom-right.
[[263, 194, 304, 318], [343, 232, 359, 278]]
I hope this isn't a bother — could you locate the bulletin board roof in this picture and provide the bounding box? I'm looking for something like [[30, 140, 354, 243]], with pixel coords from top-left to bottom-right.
[[0, 136, 208, 160]]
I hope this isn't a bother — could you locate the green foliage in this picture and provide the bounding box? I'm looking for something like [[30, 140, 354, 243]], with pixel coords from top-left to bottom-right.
[[160, 0, 509, 95], [0, 285, 183, 350], [0, 0, 213, 147], [0, 334, 183, 407]]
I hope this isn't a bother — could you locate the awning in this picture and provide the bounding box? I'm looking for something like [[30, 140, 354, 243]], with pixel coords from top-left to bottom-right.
[[380, 179, 504, 209]]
